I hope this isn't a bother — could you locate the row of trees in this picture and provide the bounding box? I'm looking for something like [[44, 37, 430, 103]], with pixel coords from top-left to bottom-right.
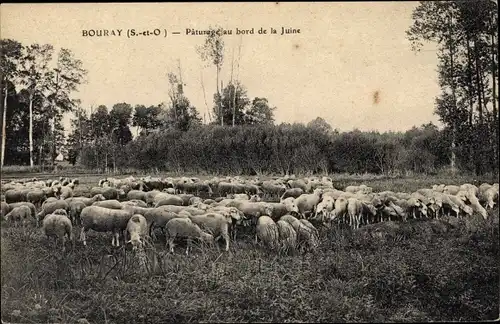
[[76, 120, 454, 176], [407, 0, 498, 175], [1, 39, 87, 167]]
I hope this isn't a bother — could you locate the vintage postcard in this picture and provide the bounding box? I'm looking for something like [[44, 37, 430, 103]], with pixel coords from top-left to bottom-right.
[[1, 2, 498, 323]]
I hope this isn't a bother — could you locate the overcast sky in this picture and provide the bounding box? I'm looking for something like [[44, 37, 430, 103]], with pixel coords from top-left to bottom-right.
[[1, 2, 441, 135]]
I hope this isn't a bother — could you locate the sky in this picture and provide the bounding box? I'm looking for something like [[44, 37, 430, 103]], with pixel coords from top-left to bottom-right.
[[1, 2, 442, 136]]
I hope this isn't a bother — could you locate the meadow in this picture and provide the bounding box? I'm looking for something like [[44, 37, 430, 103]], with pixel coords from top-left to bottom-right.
[[1, 173, 499, 323]]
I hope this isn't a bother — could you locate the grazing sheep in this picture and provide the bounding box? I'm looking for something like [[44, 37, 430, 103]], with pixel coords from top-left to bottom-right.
[[122, 199, 148, 208], [69, 201, 87, 225], [165, 218, 214, 255], [58, 186, 74, 200], [5, 189, 29, 204], [456, 190, 488, 219], [42, 213, 74, 252], [312, 196, 335, 223], [276, 220, 297, 252], [127, 190, 147, 202], [125, 214, 149, 250], [93, 200, 123, 209], [443, 185, 460, 195], [188, 211, 238, 252], [280, 215, 319, 251], [480, 186, 499, 210], [26, 189, 47, 208], [280, 188, 305, 201], [8, 202, 36, 220], [255, 216, 280, 250], [37, 200, 69, 225], [447, 194, 474, 218], [90, 187, 126, 201], [347, 198, 377, 229], [4, 205, 32, 228], [79, 206, 134, 247], [331, 197, 349, 223], [263, 198, 299, 221], [145, 209, 189, 240], [1, 202, 11, 218], [189, 197, 204, 206], [65, 194, 106, 206], [295, 188, 323, 219], [155, 195, 185, 208]]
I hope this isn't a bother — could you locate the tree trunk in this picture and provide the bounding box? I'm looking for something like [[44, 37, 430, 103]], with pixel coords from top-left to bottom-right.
[[449, 21, 457, 175], [1, 84, 7, 167], [492, 26, 498, 176], [465, 35, 475, 171], [232, 84, 237, 127], [216, 65, 222, 125], [220, 79, 224, 126], [473, 37, 484, 175], [29, 93, 34, 168]]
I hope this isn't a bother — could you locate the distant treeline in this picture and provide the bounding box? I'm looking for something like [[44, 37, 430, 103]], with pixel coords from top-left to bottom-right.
[[76, 122, 497, 176]]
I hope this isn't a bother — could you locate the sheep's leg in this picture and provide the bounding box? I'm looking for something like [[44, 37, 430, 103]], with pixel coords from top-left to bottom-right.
[[167, 238, 175, 253], [223, 233, 230, 252], [80, 228, 87, 246], [62, 236, 66, 253], [185, 238, 191, 255]]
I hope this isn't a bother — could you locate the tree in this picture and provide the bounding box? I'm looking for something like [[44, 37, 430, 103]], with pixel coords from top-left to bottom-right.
[[213, 81, 250, 125], [45, 48, 87, 165], [243, 97, 276, 125], [307, 117, 332, 134], [66, 106, 91, 165], [17, 43, 54, 167], [197, 26, 225, 125], [1, 39, 23, 167], [406, 1, 498, 175], [109, 102, 133, 145]]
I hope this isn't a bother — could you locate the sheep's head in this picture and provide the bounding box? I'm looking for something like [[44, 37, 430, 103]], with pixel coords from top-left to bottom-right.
[[462, 205, 474, 217], [228, 207, 243, 222], [419, 203, 428, 217], [127, 235, 143, 250], [283, 198, 299, 214]]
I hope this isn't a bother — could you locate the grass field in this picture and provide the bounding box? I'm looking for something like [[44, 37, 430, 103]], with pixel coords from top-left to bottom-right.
[[1, 174, 499, 323]]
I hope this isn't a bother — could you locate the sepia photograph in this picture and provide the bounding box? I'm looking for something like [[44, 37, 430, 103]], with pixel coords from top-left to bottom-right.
[[0, 1, 498, 322]]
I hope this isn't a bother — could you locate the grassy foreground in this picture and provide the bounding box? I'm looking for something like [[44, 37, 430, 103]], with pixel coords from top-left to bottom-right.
[[1, 176, 499, 323]]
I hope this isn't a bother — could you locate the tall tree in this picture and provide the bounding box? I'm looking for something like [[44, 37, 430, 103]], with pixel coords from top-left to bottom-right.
[[197, 26, 225, 125], [0, 39, 23, 167], [109, 102, 133, 145], [407, 1, 463, 174], [17, 43, 54, 167], [45, 48, 87, 165]]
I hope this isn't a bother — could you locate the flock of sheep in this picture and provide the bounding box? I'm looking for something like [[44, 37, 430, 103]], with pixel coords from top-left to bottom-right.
[[1, 174, 498, 255]]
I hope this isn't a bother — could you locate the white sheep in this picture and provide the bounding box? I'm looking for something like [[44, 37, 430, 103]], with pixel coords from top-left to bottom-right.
[[164, 218, 214, 255], [125, 214, 149, 250], [280, 215, 319, 251], [188, 211, 240, 251], [255, 216, 280, 250], [276, 219, 297, 252], [42, 213, 74, 252], [79, 206, 134, 247]]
